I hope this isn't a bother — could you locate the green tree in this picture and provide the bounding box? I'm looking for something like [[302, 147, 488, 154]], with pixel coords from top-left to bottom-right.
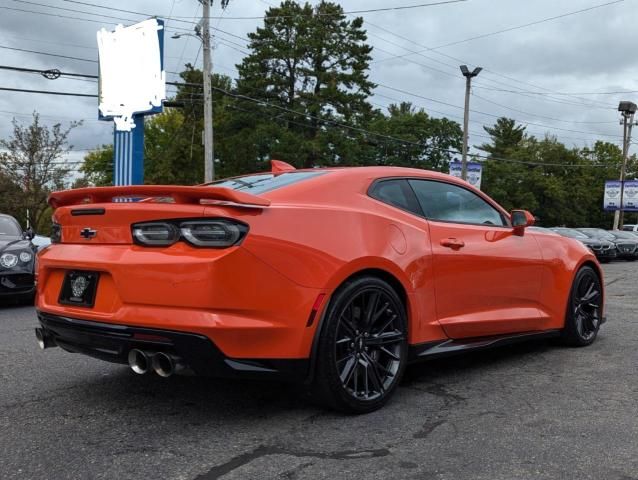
[[479, 117, 632, 228], [368, 102, 462, 170], [236, 0, 375, 168], [478, 117, 527, 157], [0, 113, 79, 229], [81, 145, 113, 186]]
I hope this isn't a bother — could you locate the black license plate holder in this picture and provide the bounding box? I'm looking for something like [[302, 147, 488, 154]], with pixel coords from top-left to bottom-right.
[[59, 271, 100, 308]]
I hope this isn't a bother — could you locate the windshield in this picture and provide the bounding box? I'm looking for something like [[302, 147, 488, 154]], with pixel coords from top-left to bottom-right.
[[579, 229, 614, 240], [210, 171, 325, 194], [0, 217, 22, 237], [554, 228, 588, 239], [612, 231, 638, 240]]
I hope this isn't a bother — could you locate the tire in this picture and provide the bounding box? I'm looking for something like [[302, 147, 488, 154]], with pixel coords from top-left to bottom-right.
[[560, 266, 603, 347], [312, 276, 408, 414]]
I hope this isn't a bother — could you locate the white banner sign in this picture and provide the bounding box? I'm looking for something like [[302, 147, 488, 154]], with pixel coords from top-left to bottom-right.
[[622, 180, 638, 211], [449, 161, 482, 189], [603, 180, 622, 211]]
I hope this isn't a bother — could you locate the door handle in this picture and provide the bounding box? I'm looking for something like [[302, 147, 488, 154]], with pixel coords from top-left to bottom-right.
[[440, 238, 465, 250]]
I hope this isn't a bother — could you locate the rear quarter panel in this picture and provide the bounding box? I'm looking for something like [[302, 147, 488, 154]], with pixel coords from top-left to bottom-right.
[[235, 197, 447, 345]]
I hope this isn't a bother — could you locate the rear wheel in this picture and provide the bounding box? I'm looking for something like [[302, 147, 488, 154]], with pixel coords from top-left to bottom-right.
[[561, 266, 603, 346], [313, 276, 408, 414]]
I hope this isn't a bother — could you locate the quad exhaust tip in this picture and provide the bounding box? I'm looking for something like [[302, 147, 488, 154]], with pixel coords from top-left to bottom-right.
[[128, 350, 186, 377], [35, 328, 56, 350], [151, 352, 184, 378], [128, 349, 150, 375]]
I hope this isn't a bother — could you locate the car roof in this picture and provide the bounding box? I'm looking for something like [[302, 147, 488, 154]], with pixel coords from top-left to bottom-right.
[[258, 165, 508, 215]]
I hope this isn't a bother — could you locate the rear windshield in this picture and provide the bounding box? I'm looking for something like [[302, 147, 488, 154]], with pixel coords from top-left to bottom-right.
[[0, 217, 21, 237], [210, 171, 325, 194]]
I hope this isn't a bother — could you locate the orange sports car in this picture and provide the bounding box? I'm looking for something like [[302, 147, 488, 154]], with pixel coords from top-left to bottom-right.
[[34, 162, 604, 413]]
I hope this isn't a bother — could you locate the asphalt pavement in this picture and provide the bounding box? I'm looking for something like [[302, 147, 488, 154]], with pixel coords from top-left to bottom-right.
[[1, 262, 637, 480]]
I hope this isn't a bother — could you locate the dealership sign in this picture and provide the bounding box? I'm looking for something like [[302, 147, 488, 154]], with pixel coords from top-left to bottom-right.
[[622, 180, 638, 210], [604, 180, 638, 211], [449, 161, 482, 189]]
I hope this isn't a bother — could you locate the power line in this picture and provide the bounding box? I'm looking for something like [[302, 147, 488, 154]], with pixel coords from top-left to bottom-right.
[[0, 44, 96, 63], [363, 9, 619, 110], [6, 0, 624, 113], [433, 0, 626, 50], [1, 88, 619, 169], [0, 86, 97, 97], [4, 0, 618, 115], [61, 0, 468, 21], [375, 0, 625, 59], [471, 93, 617, 125], [0, 4, 121, 26], [0, 63, 622, 145], [375, 83, 622, 138]]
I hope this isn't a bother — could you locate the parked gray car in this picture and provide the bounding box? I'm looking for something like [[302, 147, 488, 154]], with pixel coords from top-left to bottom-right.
[[551, 227, 617, 262], [577, 228, 637, 261]]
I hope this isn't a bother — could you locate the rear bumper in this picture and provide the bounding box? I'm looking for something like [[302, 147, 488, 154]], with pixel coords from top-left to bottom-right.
[[36, 244, 325, 359], [37, 311, 309, 381]]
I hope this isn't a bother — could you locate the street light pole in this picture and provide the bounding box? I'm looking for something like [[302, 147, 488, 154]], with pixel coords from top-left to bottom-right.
[[613, 101, 637, 230], [460, 65, 482, 181], [201, 0, 214, 183]]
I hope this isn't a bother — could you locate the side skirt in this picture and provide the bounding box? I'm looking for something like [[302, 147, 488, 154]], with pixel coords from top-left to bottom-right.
[[408, 330, 561, 363]]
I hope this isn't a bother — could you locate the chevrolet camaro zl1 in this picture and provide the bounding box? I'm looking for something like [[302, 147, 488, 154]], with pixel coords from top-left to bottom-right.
[[34, 163, 604, 413]]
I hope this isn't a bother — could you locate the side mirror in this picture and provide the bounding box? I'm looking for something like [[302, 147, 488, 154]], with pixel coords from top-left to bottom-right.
[[24, 227, 35, 240], [511, 210, 535, 236]]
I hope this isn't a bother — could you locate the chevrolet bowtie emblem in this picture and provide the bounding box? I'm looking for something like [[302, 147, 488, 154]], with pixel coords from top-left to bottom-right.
[[80, 228, 97, 240]]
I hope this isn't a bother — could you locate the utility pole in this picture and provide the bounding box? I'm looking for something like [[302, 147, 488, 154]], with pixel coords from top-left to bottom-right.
[[201, 0, 214, 183], [613, 101, 637, 230], [459, 65, 482, 180]]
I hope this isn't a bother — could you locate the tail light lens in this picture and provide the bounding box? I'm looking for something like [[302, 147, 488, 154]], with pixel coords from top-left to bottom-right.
[[51, 223, 61, 244], [132, 219, 247, 248], [180, 220, 244, 247], [132, 222, 180, 246]]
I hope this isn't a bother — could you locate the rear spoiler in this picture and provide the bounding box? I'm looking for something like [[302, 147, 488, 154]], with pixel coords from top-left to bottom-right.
[[48, 185, 271, 209]]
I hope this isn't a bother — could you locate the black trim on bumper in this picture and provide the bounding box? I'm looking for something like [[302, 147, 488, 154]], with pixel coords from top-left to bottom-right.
[[37, 311, 308, 381]]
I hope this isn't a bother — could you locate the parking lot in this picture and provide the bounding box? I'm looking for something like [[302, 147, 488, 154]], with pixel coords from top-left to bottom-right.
[[0, 261, 636, 480]]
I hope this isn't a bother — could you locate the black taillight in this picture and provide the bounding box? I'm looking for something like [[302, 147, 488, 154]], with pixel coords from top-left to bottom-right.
[[180, 220, 245, 247], [131, 219, 247, 248], [132, 222, 180, 246], [51, 223, 62, 244]]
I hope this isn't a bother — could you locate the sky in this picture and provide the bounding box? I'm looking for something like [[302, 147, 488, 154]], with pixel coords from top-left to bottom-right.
[[1, 0, 637, 175]]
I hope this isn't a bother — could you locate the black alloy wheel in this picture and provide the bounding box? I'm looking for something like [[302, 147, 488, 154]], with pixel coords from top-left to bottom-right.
[[562, 266, 603, 346], [313, 276, 408, 413]]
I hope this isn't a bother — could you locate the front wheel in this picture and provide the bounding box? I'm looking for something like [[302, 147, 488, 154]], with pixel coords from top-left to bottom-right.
[[312, 276, 408, 414], [561, 266, 603, 347]]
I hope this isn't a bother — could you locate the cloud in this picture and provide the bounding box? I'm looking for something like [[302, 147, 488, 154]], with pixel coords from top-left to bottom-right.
[[0, 0, 635, 171]]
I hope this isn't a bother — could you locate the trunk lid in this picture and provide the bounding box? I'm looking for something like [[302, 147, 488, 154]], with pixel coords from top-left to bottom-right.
[[50, 185, 269, 245]]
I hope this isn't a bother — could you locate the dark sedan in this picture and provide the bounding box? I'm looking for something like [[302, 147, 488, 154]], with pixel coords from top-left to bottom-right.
[[551, 227, 617, 262], [577, 228, 638, 261], [0, 214, 37, 302], [606, 231, 638, 260]]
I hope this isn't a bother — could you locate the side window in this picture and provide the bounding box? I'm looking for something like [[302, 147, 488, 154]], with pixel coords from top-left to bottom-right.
[[369, 179, 421, 215], [408, 180, 506, 226]]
